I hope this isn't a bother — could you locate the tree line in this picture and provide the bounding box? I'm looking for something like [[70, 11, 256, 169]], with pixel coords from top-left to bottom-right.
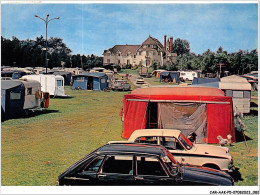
[[153, 38, 258, 75], [1, 36, 103, 70], [1, 36, 258, 75]]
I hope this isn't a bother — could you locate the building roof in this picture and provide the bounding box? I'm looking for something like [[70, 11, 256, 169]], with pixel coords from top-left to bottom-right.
[[141, 35, 164, 49], [107, 45, 140, 55], [131, 86, 225, 97]]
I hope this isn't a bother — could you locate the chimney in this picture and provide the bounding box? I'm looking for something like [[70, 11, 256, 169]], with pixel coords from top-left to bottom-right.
[[164, 35, 167, 50], [169, 36, 173, 52]]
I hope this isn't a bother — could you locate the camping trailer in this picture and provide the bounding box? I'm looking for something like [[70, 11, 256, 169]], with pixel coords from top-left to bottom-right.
[[72, 72, 108, 91], [21, 74, 66, 97], [121, 86, 235, 144], [179, 70, 200, 81], [219, 75, 252, 115], [1, 80, 41, 119]]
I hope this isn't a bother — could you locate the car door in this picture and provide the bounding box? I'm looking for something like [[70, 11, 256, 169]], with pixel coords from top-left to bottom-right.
[[71, 155, 105, 185], [134, 156, 173, 185], [97, 155, 135, 185]]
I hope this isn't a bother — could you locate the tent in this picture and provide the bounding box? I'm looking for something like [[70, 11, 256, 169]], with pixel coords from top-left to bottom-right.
[[122, 86, 235, 144], [160, 71, 180, 83], [72, 72, 108, 91]]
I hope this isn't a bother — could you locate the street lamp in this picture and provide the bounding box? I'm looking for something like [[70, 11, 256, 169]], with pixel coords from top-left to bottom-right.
[[34, 14, 60, 74]]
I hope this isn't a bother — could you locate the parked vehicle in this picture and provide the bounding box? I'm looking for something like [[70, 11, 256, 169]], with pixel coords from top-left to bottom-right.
[[21, 74, 67, 97], [178, 70, 200, 81], [110, 129, 234, 172], [136, 77, 145, 84], [111, 80, 131, 91], [58, 143, 234, 186]]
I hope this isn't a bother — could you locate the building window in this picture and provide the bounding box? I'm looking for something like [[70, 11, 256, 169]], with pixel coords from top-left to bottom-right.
[[10, 92, 21, 100], [101, 79, 106, 83], [148, 45, 150, 48], [139, 51, 142, 55], [118, 53, 121, 56], [127, 60, 130, 65], [158, 52, 161, 55], [153, 51, 156, 55], [107, 59, 110, 63], [134, 55, 136, 58], [118, 60, 120, 64]]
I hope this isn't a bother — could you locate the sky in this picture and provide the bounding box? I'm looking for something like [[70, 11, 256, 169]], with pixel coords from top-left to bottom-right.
[[1, 2, 258, 56]]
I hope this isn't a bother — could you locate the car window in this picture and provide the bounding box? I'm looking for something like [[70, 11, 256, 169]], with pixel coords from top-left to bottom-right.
[[102, 155, 133, 175], [136, 156, 167, 176], [134, 136, 158, 145], [83, 156, 104, 173], [159, 137, 183, 150]]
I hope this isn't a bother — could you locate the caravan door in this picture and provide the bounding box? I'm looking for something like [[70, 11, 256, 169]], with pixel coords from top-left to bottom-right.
[[55, 77, 65, 96]]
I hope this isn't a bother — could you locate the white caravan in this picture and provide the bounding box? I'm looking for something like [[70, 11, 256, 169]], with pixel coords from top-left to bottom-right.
[[179, 70, 200, 81], [21, 74, 66, 97]]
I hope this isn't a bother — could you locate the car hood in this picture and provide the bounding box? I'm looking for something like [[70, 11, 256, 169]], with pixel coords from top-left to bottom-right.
[[191, 144, 231, 159], [182, 165, 234, 186]]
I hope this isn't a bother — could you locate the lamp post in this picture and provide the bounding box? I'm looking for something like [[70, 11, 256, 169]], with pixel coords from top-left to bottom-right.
[[34, 14, 60, 74]]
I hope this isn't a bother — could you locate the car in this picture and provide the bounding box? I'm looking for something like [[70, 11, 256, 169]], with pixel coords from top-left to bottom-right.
[[111, 80, 131, 91], [136, 77, 145, 84], [111, 129, 234, 172], [58, 143, 234, 186]]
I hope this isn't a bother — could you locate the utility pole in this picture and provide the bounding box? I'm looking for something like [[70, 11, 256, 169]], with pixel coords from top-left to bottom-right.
[[34, 14, 60, 74]]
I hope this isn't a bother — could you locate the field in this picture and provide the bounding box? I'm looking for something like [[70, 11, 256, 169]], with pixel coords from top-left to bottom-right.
[[1, 84, 258, 186]]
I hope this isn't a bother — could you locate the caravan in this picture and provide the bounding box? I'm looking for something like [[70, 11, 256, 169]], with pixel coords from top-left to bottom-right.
[[179, 70, 200, 81], [1, 80, 43, 119], [21, 74, 66, 97]]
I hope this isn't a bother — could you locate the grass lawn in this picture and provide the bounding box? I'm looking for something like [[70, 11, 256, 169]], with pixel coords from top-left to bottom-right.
[[1, 87, 258, 186], [1, 87, 127, 186]]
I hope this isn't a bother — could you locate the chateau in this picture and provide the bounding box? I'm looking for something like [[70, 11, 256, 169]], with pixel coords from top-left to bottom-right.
[[103, 35, 177, 67]]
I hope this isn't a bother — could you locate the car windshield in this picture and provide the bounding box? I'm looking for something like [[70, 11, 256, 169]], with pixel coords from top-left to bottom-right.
[[178, 133, 193, 150]]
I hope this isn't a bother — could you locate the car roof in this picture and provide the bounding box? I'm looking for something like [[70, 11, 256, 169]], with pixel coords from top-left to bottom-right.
[[97, 143, 167, 157], [128, 129, 181, 142]]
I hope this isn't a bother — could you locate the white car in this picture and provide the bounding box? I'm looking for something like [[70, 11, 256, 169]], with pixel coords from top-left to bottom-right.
[[111, 129, 234, 172], [136, 77, 145, 84]]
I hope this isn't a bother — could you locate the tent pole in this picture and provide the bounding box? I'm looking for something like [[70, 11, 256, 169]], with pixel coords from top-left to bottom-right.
[[236, 115, 250, 153]]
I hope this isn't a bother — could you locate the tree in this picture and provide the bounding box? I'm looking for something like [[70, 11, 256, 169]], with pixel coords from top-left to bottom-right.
[[172, 38, 190, 56]]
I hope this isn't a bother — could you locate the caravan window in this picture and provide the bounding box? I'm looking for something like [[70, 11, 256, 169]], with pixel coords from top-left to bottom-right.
[[57, 80, 63, 87], [244, 91, 251, 99], [27, 88, 32, 95], [10, 92, 21, 100], [233, 91, 243, 98]]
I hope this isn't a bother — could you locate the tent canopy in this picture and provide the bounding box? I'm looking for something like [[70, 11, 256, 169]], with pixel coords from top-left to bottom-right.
[[122, 87, 235, 144]]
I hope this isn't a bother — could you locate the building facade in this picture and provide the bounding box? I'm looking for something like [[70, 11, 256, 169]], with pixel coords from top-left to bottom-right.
[[103, 35, 177, 67]]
